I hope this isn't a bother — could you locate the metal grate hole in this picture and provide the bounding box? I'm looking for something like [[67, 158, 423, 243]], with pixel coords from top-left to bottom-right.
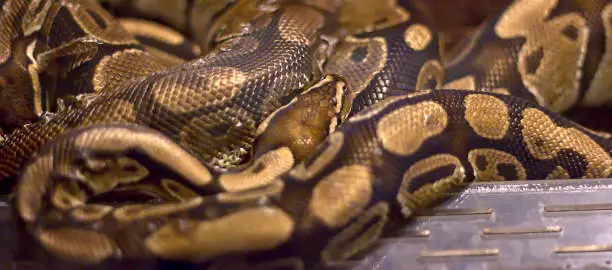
[[554, 244, 612, 254], [423, 208, 493, 216], [544, 203, 612, 212], [420, 248, 499, 258], [403, 229, 431, 237], [482, 225, 562, 236], [324, 260, 366, 270]]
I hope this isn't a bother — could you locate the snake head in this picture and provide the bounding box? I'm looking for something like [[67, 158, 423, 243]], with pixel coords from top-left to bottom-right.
[[327, 73, 353, 128], [253, 74, 352, 163]]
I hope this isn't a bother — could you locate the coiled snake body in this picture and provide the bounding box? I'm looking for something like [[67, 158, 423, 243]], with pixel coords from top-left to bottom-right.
[[1, 0, 612, 268]]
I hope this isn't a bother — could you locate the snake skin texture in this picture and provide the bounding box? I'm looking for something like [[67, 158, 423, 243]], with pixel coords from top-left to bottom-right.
[[1, 0, 612, 269]]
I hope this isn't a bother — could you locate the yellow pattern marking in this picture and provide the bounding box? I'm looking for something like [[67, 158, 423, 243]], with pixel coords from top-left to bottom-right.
[[325, 36, 388, 96], [308, 165, 373, 228], [39, 228, 116, 263], [495, 0, 588, 112], [219, 147, 294, 192], [582, 4, 612, 107], [442, 75, 476, 90], [113, 197, 202, 222], [397, 154, 464, 217], [521, 108, 612, 178], [464, 94, 509, 140], [415, 60, 444, 90], [404, 24, 433, 51], [468, 149, 526, 181], [93, 49, 163, 92], [546, 166, 570, 179], [278, 5, 325, 46], [145, 207, 294, 261], [290, 132, 344, 181], [376, 101, 448, 156]]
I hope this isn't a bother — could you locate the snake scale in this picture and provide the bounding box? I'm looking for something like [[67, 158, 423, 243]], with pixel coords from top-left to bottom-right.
[[1, 0, 612, 268]]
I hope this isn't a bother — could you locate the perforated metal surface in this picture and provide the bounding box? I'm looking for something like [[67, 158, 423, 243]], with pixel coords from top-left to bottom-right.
[[6, 179, 612, 269], [355, 179, 612, 270]]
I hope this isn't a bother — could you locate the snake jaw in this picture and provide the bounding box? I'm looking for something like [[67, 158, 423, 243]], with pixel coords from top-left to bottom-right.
[[334, 74, 354, 125]]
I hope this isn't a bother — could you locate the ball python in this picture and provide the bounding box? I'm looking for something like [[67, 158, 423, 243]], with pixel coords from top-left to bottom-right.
[[1, 0, 612, 269]]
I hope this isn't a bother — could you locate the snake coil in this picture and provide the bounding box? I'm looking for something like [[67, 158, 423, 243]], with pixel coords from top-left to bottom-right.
[[0, 0, 611, 268]]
